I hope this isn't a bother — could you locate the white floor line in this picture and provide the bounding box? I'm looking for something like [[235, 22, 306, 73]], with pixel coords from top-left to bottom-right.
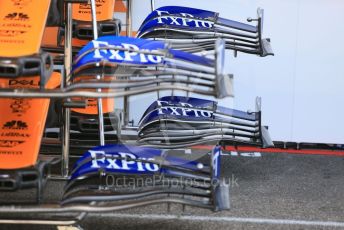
[[90, 213, 344, 228]]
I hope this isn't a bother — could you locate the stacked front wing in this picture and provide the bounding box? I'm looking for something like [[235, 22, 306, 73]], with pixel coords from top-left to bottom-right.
[[62, 144, 230, 211], [0, 0, 275, 224], [138, 6, 273, 56], [71, 36, 233, 99], [0, 36, 233, 99], [138, 96, 273, 149]]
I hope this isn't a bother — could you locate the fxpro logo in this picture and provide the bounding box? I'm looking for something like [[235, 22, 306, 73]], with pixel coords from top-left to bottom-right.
[[89, 150, 159, 172], [156, 100, 213, 118], [155, 10, 214, 29], [92, 40, 163, 64]]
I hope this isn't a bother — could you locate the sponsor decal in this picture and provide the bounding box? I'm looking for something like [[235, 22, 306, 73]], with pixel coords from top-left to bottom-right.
[[91, 40, 163, 64], [11, 0, 32, 9], [228, 151, 262, 157], [89, 150, 160, 172], [0, 39, 24, 44], [9, 79, 38, 87], [1, 13, 31, 41], [79, 1, 103, 9], [1, 132, 30, 138], [0, 151, 22, 155], [4, 12, 29, 21], [2, 120, 28, 130], [156, 99, 213, 118], [79, 4, 91, 10], [155, 10, 214, 28], [0, 140, 25, 148], [0, 23, 31, 29], [78, 0, 104, 14], [0, 30, 26, 37], [10, 98, 31, 116], [87, 98, 97, 107], [212, 146, 221, 178]]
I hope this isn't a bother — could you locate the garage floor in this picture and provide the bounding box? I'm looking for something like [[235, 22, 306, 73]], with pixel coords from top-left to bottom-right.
[[0, 152, 343, 230]]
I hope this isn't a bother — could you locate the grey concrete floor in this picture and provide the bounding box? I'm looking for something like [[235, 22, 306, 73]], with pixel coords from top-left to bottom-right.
[[0, 152, 343, 230]]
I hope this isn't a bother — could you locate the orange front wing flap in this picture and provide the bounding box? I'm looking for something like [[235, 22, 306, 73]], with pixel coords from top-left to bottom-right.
[[73, 0, 116, 22], [0, 0, 51, 57], [71, 76, 115, 115], [0, 73, 61, 169], [0, 0, 61, 169]]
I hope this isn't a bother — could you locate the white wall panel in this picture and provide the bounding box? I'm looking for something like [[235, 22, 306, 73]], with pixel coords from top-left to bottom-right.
[[128, 0, 344, 143]]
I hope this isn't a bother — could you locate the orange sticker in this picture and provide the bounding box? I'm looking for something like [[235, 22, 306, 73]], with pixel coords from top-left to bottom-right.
[[114, 0, 126, 13], [42, 26, 59, 47], [73, 0, 115, 22], [42, 28, 89, 48], [0, 72, 61, 169], [72, 37, 89, 47], [0, 0, 51, 57], [71, 76, 115, 115], [72, 97, 115, 115]]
